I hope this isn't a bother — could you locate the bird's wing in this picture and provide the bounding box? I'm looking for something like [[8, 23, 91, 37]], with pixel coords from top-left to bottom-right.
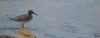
[[14, 14, 29, 21]]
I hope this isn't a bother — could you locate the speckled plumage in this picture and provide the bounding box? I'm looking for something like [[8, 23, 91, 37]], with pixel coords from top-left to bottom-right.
[[11, 14, 33, 23]]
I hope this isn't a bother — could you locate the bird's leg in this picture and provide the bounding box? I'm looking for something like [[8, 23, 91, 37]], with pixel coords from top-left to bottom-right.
[[21, 23, 24, 29]]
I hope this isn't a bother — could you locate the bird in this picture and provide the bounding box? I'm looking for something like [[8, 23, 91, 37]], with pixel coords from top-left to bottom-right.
[[10, 10, 38, 29]]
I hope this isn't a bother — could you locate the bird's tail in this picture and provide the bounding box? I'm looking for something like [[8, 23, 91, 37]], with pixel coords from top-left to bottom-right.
[[9, 17, 16, 21]]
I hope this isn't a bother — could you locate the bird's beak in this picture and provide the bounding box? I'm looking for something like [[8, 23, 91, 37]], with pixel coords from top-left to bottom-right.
[[35, 14, 38, 16], [33, 13, 38, 16]]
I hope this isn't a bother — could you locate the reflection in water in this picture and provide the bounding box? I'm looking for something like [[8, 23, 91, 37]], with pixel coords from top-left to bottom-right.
[[14, 29, 36, 38]]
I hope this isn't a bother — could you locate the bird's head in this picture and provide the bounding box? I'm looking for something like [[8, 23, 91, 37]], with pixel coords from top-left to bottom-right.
[[28, 10, 38, 16]]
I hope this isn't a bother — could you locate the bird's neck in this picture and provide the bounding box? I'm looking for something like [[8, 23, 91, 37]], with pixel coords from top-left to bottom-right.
[[28, 13, 32, 16], [29, 14, 32, 16]]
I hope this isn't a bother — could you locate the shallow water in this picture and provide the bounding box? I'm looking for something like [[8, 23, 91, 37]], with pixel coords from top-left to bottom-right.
[[0, 0, 100, 38]]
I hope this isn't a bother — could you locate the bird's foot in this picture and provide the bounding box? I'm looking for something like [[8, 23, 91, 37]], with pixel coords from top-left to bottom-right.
[[21, 24, 24, 29]]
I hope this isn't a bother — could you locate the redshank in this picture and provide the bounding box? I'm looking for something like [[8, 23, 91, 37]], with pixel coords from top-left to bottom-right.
[[10, 10, 38, 29]]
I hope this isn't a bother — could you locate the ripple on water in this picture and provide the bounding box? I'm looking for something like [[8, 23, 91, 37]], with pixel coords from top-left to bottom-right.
[[59, 24, 78, 33], [45, 34, 58, 38], [28, 28, 46, 33]]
